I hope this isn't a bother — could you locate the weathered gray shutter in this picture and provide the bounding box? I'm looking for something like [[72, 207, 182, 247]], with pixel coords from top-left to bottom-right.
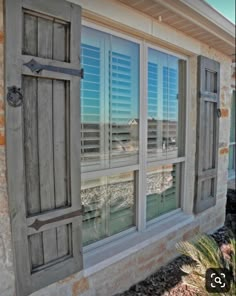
[[194, 56, 220, 213], [5, 0, 83, 295]]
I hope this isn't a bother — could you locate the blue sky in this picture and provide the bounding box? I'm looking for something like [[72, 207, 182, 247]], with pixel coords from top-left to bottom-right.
[[205, 0, 235, 23]]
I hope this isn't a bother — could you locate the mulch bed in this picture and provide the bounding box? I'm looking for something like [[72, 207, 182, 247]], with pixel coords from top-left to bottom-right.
[[116, 226, 233, 296]]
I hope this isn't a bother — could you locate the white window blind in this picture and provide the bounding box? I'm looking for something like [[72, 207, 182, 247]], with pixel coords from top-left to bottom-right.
[[81, 27, 139, 172], [147, 48, 180, 161], [81, 43, 101, 168]]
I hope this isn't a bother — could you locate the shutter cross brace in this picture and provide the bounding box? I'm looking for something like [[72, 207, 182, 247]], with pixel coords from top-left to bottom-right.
[[29, 206, 84, 231], [24, 59, 84, 78]]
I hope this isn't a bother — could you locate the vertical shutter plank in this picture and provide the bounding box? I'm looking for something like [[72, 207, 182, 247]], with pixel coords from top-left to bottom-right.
[[37, 18, 53, 59], [23, 13, 37, 56], [29, 233, 44, 269], [38, 79, 55, 211], [23, 76, 45, 271], [53, 21, 67, 62], [53, 80, 67, 208], [57, 225, 69, 258], [53, 80, 69, 259], [43, 229, 58, 264], [37, 78, 58, 264], [23, 77, 40, 215]]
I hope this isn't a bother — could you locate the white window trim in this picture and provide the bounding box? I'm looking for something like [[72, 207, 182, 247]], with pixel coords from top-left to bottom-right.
[[81, 19, 190, 253]]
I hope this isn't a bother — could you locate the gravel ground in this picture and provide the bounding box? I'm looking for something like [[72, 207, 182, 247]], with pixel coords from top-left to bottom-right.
[[116, 226, 233, 296]]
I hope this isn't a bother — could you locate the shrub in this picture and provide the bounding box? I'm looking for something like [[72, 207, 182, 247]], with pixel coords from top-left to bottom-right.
[[176, 233, 235, 295]]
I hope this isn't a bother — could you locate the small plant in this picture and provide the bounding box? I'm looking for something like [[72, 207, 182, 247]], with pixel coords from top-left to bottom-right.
[[176, 232, 236, 295]]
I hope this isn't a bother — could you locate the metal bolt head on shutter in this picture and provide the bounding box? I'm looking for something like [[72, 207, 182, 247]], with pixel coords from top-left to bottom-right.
[[5, 0, 83, 295], [194, 55, 220, 214]]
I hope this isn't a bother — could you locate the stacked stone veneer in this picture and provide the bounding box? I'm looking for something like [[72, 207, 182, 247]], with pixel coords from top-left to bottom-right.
[[0, 0, 232, 295]]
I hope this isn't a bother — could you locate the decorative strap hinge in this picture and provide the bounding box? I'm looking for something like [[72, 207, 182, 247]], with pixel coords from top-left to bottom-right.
[[29, 206, 85, 231], [24, 59, 84, 78]]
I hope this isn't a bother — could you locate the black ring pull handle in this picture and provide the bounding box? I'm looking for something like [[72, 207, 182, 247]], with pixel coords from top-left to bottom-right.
[[7, 86, 23, 107], [217, 108, 221, 118]]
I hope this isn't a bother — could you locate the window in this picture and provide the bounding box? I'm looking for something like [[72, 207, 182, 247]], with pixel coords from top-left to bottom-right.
[[228, 91, 236, 179], [81, 25, 187, 246]]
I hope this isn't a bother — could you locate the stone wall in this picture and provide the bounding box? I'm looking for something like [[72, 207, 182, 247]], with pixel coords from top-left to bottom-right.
[[0, 1, 15, 295], [0, 0, 232, 295]]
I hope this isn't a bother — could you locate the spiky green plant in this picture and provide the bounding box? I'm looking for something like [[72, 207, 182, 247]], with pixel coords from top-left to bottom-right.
[[176, 233, 236, 296]]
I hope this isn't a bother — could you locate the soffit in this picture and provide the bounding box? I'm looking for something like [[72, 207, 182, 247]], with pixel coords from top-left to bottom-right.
[[118, 0, 235, 57]]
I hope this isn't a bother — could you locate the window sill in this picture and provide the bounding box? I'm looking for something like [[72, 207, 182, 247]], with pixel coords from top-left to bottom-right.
[[83, 211, 194, 277]]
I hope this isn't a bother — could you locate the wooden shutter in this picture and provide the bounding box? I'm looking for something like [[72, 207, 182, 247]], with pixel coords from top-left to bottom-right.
[[5, 1, 83, 295], [194, 56, 220, 214]]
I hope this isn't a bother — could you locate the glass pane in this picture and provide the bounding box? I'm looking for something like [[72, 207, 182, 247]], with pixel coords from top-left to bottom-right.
[[146, 164, 179, 221], [147, 48, 184, 161], [110, 36, 139, 167], [81, 27, 139, 172], [230, 91, 235, 143], [81, 171, 135, 246], [228, 144, 235, 171]]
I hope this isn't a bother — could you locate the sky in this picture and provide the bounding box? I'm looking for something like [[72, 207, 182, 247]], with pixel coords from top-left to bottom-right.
[[205, 0, 235, 23]]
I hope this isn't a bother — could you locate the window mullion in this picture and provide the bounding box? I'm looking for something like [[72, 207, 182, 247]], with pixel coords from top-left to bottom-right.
[[137, 42, 147, 232]]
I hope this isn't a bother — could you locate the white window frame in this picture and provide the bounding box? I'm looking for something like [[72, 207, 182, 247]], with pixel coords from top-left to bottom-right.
[[81, 19, 189, 253]]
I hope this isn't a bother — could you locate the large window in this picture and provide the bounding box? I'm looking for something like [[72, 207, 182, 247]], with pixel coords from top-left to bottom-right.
[[81, 25, 187, 246]]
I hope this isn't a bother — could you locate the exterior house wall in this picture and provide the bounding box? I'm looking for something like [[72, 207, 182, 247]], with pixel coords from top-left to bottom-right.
[[0, 0, 232, 295], [0, 0, 15, 295]]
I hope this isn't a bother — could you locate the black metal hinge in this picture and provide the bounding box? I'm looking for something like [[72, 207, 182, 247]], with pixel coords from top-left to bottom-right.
[[29, 206, 85, 231], [24, 59, 84, 78]]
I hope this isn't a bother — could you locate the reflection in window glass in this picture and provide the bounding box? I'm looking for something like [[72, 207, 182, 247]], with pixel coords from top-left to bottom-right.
[[147, 48, 184, 160], [146, 164, 179, 221], [81, 27, 139, 172], [228, 91, 236, 177], [81, 171, 135, 246]]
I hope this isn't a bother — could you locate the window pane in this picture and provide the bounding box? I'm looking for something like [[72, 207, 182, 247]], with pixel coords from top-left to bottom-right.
[[147, 48, 185, 161], [81, 27, 139, 172], [228, 144, 235, 171], [81, 171, 135, 246], [110, 36, 139, 167], [228, 91, 236, 178], [230, 91, 235, 143], [146, 164, 179, 221]]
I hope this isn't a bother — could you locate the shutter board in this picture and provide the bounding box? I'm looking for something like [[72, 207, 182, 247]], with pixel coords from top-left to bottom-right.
[[194, 56, 220, 214], [5, 1, 83, 295]]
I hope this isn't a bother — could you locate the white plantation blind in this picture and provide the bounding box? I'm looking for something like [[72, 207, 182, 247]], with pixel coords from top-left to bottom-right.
[[147, 48, 180, 161], [163, 66, 178, 152], [110, 50, 136, 165], [81, 26, 139, 172], [81, 43, 101, 167], [148, 62, 159, 151]]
